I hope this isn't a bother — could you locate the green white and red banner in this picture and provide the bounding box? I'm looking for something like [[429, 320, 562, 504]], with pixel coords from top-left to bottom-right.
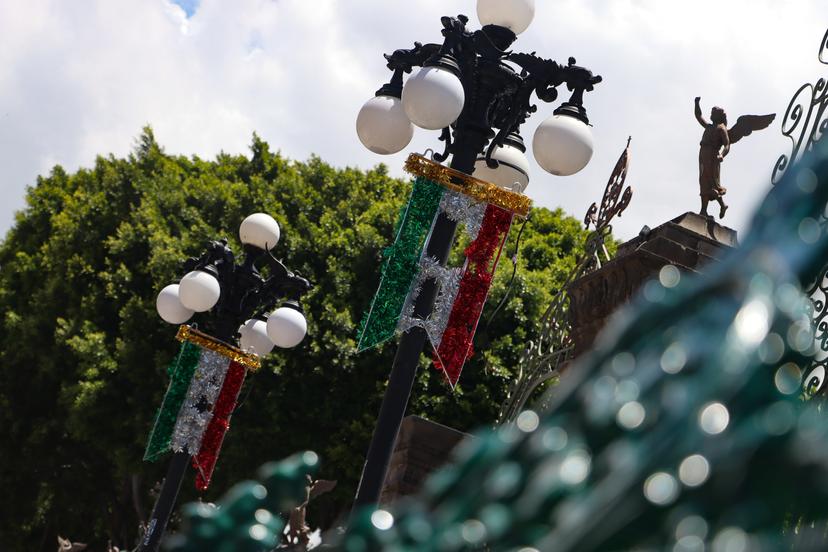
[[144, 326, 258, 490], [357, 154, 530, 387]]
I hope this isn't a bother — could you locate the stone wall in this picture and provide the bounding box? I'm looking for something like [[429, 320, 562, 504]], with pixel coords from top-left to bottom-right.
[[568, 212, 736, 358]]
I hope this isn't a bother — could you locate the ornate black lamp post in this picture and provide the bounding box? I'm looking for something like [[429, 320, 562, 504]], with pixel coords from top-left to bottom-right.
[[353, 0, 602, 511], [140, 213, 311, 552]]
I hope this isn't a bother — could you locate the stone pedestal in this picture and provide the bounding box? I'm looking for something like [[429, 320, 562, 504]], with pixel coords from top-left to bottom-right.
[[379, 415, 468, 505], [568, 212, 737, 358]]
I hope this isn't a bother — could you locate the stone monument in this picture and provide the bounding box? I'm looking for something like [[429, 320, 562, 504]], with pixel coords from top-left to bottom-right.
[[568, 212, 737, 358], [379, 416, 468, 504]]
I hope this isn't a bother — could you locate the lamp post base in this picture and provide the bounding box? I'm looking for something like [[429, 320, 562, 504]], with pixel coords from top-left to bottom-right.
[[138, 451, 190, 552], [352, 326, 429, 512]]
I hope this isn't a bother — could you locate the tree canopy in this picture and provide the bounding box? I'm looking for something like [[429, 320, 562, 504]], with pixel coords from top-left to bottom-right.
[[0, 128, 601, 550]]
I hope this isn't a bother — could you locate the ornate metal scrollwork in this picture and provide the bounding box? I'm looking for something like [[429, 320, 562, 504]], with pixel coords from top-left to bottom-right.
[[378, 14, 601, 169], [377, 42, 441, 98], [772, 29, 828, 185], [497, 139, 632, 423], [803, 263, 828, 398], [584, 136, 633, 271], [782, 28, 828, 397], [432, 127, 453, 163]]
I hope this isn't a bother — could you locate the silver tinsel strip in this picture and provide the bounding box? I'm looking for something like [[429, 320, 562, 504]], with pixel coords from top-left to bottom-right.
[[397, 256, 432, 334], [398, 257, 458, 337], [397, 256, 464, 347], [424, 260, 464, 346], [440, 189, 486, 241], [170, 349, 231, 455]]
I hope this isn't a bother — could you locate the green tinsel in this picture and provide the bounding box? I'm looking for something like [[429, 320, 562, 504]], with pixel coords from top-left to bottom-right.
[[144, 341, 202, 461], [357, 176, 444, 351]]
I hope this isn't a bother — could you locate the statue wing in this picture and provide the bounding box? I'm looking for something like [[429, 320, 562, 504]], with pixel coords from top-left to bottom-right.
[[728, 113, 776, 144]]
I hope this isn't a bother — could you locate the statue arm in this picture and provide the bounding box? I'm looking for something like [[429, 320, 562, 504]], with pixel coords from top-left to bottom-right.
[[720, 126, 731, 158], [694, 97, 708, 128]]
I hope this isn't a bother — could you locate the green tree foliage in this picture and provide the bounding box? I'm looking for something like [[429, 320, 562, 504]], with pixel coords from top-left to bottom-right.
[[0, 128, 599, 550]]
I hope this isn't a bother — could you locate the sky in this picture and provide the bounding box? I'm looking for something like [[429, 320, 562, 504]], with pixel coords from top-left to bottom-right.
[[0, 0, 825, 241]]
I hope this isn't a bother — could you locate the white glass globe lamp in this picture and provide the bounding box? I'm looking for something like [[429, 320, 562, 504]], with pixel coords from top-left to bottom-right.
[[402, 64, 465, 130], [239, 319, 275, 356], [239, 213, 280, 251], [477, 0, 535, 35], [356, 95, 414, 155], [267, 305, 308, 349], [178, 270, 221, 312], [156, 284, 194, 324], [532, 113, 594, 176], [473, 138, 530, 192]]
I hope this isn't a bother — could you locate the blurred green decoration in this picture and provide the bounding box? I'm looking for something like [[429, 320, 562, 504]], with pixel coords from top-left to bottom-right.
[[164, 451, 320, 552], [0, 129, 589, 549], [169, 131, 828, 551]]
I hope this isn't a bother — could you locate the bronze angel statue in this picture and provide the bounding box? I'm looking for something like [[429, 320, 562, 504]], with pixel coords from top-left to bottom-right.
[[694, 97, 775, 218]]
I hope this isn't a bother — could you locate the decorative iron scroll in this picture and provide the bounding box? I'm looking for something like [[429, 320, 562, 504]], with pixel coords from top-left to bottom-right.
[[584, 136, 633, 272], [782, 28, 828, 397], [772, 28, 828, 185], [805, 276, 828, 396], [497, 139, 633, 423]]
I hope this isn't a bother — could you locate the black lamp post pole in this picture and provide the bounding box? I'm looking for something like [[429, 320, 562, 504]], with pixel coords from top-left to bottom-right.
[[139, 437, 202, 551], [138, 239, 311, 552], [352, 14, 601, 513]]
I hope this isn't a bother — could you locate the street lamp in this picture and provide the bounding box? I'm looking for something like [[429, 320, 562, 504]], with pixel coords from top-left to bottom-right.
[[473, 132, 531, 192], [352, 0, 602, 512], [139, 212, 312, 552]]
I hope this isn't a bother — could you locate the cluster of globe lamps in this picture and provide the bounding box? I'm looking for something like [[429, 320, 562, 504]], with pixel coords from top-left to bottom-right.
[[356, 0, 596, 187], [155, 213, 308, 354]]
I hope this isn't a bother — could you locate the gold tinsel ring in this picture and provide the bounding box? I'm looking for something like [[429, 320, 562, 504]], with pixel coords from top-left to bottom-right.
[[176, 325, 261, 371], [404, 154, 532, 217]]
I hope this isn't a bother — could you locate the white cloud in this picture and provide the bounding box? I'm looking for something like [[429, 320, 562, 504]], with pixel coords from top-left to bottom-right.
[[0, 0, 825, 241]]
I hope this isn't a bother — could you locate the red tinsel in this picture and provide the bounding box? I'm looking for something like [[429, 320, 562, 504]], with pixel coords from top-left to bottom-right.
[[192, 361, 247, 490], [434, 204, 513, 386]]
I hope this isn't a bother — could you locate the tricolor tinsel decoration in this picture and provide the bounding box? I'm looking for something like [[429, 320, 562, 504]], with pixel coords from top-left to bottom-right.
[[357, 154, 527, 387], [144, 325, 259, 490]]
